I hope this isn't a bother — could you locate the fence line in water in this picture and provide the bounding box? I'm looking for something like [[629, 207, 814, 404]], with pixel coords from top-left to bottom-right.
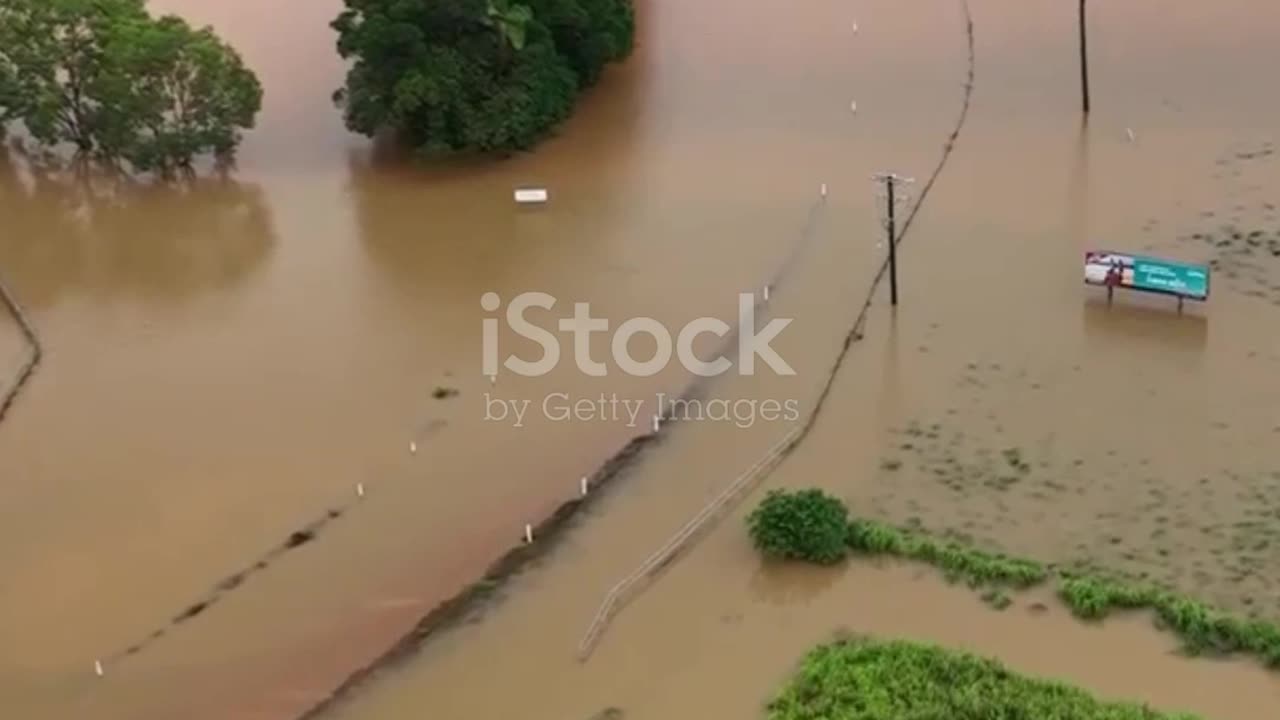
[[575, 0, 976, 662], [0, 269, 42, 428], [577, 424, 802, 660]]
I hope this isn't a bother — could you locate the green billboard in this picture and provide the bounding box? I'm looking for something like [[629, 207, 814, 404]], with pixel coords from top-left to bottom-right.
[[1084, 251, 1210, 301]]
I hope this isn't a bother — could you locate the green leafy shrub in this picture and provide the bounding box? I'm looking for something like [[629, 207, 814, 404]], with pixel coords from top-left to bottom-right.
[[747, 489, 850, 565], [767, 638, 1203, 720]]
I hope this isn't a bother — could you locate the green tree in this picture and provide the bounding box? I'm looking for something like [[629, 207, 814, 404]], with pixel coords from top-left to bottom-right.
[[531, 0, 634, 88], [0, 0, 261, 175], [332, 0, 633, 157], [111, 16, 263, 175], [0, 0, 149, 156]]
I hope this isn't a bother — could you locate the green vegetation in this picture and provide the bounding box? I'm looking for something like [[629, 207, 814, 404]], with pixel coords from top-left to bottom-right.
[[748, 488, 1280, 670], [331, 0, 634, 157], [0, 0, 262, 175], [847, 516, 1047, 589], [1058, 577, 1280, 665], [748, 489, 849, 565], [767, 637, 1200, 720]]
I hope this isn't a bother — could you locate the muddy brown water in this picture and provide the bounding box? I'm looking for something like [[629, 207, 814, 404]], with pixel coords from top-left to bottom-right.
[[3, 0, 1280, 718]]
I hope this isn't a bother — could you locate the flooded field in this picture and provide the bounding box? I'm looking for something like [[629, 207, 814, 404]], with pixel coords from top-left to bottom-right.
[[2, 0, 1280, 718]]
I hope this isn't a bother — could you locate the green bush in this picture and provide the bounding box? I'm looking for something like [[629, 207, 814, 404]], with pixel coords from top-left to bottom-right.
[[767, 638, 1202, 720], [747, 489, 850, 565]]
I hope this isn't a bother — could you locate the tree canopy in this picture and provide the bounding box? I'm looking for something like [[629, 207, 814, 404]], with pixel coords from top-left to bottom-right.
[[0, 0, 262, 176], [332, 0, 635, 157]]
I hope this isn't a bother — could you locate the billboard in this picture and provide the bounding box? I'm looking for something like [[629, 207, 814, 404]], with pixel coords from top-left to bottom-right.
[[1084, 251, 1209, 301]]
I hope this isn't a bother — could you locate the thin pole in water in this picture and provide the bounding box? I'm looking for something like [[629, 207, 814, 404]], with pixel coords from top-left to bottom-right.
[[1079, 0, 1091, 115], [872, 173, 913, 307], [887, 180, 898, 305]]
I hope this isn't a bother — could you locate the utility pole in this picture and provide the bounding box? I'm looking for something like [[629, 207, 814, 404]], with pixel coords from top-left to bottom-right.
[[871, 173, 914, 307], [1079, 0, 1091, 114]]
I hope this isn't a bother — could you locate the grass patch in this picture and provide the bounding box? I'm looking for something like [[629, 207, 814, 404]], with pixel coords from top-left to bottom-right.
[[846, 517, 1047, 589], [1058, 577, 1280, 665], [750, 489, 1280, 672], [767, 637, 1201, 720]]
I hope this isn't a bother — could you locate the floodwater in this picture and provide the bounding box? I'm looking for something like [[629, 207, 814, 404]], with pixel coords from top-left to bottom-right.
[[2, 0, 1280, 719]]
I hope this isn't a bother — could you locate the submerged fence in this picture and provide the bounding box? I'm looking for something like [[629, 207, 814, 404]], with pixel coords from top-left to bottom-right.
[[577, 425, 801, 659], [0, 270, 42, 427], [575, 0, 977, 661]]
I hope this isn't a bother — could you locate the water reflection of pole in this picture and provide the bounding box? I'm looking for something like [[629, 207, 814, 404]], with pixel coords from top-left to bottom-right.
[[1079, 0, 1091, 115], [872, 173, 914, 307]]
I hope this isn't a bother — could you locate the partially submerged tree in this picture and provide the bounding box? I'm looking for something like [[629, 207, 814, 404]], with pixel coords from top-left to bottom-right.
[[112, 16, 263, 175], [331, 0, 634, 157], [0, 0, 149, 155], [0, 0, 262, 176]]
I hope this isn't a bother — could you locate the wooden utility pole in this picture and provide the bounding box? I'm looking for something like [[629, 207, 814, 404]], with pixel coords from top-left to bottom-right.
[[1079, 0, 1091, 114], [872, 173, 914, 307]]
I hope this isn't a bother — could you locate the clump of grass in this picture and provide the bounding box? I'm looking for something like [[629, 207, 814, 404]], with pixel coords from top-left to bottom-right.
[[1056, 577, 1280, 664], [766, 638, 1203, 720], [1057, 576, 1154, 619], [981, 588, 1012, 610], [846, 517, 1047, 589]]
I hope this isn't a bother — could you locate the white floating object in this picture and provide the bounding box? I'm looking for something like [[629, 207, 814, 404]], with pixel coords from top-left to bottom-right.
[[488, 374, 496, 386], [652, 415, 661, 433], [850, 100, 858, 114], [852, 20, 859, 33], [763, 285, 770, 301], [409, 441, 417, 455], [356, 483, 365, 498], [94, 660, 104, 677], [514, 188, 548, 204], [820, 183, 828, 197], [524, 524, 534, 543], [580, 477, 589, 496], [1126, 128, 1136, 142]]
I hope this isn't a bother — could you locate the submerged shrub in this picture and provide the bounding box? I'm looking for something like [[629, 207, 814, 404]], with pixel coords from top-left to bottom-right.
[[747, 489, 850, 565]]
